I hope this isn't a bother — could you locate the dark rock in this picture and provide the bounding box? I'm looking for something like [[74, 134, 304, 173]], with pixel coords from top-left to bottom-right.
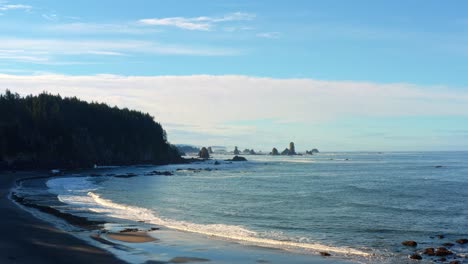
[[214, 161, 220, 165], [435, 247, 453, 256], [146, 171, 173, 176], [456, 238, 468, 244], [288, 142, 296, 155], [149, 227, 160, 231], [207, 147, 213, 154], [120, 228, 139, 233], [233, 146, 240, 155], [439, 257, 447, 262], [443, 243, 454, 247], [198, 147, 210, 159], [311, 148, 319, 153], [270, 148, 279, 155], [319, 252, 331, 257], [249, 149, 256, 155], [449, 261, 460, 264], [402, 240, 418, 247], [435, 165, 443, 168], [423, 248, 435, 256], [280, 148, 289, 155], [409, 253, 422, 260], [225, 156, 247, 162], [437, 234, 445, 239]]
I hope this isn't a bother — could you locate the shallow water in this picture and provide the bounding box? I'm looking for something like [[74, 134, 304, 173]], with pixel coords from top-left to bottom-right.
[[17, 152, 468, 263]]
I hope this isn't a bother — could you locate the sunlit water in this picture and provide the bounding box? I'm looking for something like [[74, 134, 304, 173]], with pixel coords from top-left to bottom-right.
[[17, 152, 468, 263]]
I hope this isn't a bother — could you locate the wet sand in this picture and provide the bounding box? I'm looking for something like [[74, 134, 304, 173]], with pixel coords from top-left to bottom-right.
[[0, 171, 126, 264], [106, 231, 158, 243]]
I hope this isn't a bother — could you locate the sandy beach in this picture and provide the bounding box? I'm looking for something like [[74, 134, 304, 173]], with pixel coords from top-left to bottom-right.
[[0, 171, 126, 264]]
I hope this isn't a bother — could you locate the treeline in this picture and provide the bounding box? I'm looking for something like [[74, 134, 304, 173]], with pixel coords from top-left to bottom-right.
[[0, 90, 183, 170]]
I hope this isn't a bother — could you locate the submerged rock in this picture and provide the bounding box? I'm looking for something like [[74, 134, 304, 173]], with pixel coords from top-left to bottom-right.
[[402, 240, 418, 247], [423, 248, 435, 256], [409, 253, 422, 260], [319, 252, 331, 257], [435, 247, 453, 256], [456, 238, 468, 244]]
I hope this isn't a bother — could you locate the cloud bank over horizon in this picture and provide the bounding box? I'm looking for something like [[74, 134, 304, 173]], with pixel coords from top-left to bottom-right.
[[1, 74, 467, 151]]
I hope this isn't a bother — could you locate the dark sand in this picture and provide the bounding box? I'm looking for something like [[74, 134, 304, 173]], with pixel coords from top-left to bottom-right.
[[0, 171, 127, 264]]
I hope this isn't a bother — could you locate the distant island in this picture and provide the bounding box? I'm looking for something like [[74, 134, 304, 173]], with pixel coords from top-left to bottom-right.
[[0, 90, 183, 170]]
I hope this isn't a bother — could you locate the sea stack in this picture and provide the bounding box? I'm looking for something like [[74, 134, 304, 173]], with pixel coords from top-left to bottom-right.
[[199, 147, 210, 159], [270, 148, 279, 155], [233, 146, 240, 155], [289, 142, 296, 155], [207, 147, 214, 154]]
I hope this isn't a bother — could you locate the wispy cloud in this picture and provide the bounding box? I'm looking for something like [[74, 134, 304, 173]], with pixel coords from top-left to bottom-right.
[[0, 3, 31, 11], [45, 22, 160, 35], [256, 32, 281, 39], [0, 38, 239, 64], [139, 12, 255, 31]]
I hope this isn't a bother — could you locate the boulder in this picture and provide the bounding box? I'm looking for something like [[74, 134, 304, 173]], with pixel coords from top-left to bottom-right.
[[402, 240, 417, 247], [435, 247, 453, 256], [423, 248, 435, 256], [409, 253, 422, 260], [198, 147, 210, 159], [456, 238, 468, 244]]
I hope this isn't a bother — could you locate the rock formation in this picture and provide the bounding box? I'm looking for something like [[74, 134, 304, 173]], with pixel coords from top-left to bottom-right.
[[281, 148, 289, 155], [249, 149, 256, 155], [233, 146, 240, 155], [289, 142, 296, 155], [270, 148, 279, 155], [207, 147, 213, 154], [198, 147, 210, 159], [225, 156, 247, 162]]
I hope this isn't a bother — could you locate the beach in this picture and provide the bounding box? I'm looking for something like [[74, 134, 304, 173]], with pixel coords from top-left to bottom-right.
[[0, 171, 125, 264]]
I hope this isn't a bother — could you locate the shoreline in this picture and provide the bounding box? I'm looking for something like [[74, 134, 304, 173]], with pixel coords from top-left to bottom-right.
[[5, 167, 357, 264], [0, 170, 127, 264]]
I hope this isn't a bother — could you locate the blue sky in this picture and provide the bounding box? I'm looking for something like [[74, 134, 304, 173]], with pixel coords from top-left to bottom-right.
[[1, 0, 468, 151]]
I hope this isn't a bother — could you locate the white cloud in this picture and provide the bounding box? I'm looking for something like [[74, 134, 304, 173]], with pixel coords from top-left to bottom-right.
[[1, 74, 467, 144], [0, 3, 31, 11], [256, 32, 281, 39], [45, 22, 160, 35], [0, 38, 239, 64], [139, 12, 255, 31]]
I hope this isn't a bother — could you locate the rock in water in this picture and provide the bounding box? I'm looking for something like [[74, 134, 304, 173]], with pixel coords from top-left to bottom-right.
[[270, 148, 279, 155], [199, 147, 210, 159], [207, 147, 213, 154], [402, 240, 418, 247], [281, 148, 289, 155], [225, 156, 247, 162], [423, 248, 435, 256], [409, 253, 422, 260], [435, 247, 453, 256], [319, 252, 331, 257], [289, 142, 296, 155], [233, 146, 240, 155], [456, 238, 468, 244]]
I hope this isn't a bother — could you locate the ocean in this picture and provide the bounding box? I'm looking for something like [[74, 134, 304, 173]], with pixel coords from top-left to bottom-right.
[[13, 152, 468, 263]]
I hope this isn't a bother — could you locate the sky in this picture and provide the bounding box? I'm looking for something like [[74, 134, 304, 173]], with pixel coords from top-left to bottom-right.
[[1, 0, 468, 151]]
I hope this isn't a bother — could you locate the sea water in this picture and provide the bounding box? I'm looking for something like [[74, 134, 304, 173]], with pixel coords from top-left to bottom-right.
[[18, 152, 468, 263]]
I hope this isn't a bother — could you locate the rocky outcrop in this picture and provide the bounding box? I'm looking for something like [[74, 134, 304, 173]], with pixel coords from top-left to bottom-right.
[[225, 156, 247, 162], [423, 248, 435, 256], [207, 147, 213, 154], [233, 146, 240, 155], [249, 149, 256, 155], [311, 148, 319, 153], [281, 148, 289, 155], [435, 247, 453, 256], [289, 142, 296, 155], [198, 147, 210, 159], [270, 148, 279, 155], [456, 238, 468, 244]]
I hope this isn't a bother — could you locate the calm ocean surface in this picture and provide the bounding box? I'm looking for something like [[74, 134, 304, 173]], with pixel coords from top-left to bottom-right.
[[18, 152, 468, 263]]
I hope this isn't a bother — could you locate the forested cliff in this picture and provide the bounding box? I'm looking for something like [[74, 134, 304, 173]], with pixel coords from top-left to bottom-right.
[[0, 90, 182, 169]]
